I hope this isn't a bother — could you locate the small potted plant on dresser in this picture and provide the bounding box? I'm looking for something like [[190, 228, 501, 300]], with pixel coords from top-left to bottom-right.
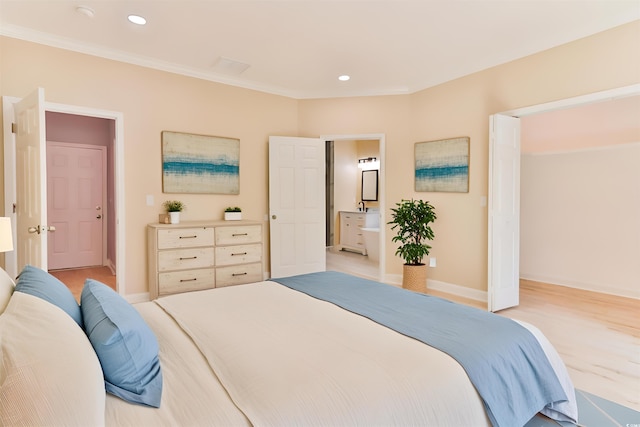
[[163, 200, 185, 224], [224, 207, 242, 221], [388, 199, 436, 293]]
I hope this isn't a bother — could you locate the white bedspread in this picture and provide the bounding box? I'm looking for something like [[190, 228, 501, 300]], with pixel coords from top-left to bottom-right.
[[105, 301, 251, 426], [107, 281, 576, 426], [153, 281, 491, 426]]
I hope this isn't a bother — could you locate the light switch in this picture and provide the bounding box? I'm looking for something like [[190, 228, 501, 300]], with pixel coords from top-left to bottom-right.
[[146, 195, 154, 206]]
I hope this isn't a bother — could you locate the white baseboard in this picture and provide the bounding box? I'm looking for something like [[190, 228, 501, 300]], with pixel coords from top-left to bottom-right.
[[428, 279, 487, 303], [106, 259, 116, 275], [384, 274, 402, 287], [125, 292, 151, 304], [384, 274, 487, 302], [520, 273, 640, 300]]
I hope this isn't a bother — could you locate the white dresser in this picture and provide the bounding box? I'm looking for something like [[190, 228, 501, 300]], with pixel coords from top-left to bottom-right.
[[338, 211, 378, 255], [147, 220, 263, 299]]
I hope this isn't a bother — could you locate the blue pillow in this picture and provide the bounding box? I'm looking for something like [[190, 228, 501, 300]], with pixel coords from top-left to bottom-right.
[[81, 279, 163, 407], [15, 265, 82, 327]]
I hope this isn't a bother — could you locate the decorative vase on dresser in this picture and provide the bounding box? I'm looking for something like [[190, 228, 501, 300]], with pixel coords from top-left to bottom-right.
[[147, 220, 263, 299], [169, 211, 180, 224]]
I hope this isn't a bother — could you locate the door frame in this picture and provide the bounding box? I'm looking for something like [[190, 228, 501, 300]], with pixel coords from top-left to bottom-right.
[[488, 83, 640, 311], [321, 133, 386, 282], [2, 97, 126, 295]]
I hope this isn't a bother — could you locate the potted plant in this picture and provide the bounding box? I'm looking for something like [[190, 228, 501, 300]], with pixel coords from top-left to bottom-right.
[[224, 206, 242, 221], [163, 200, 185, 224], [388, 199, 436, 292]]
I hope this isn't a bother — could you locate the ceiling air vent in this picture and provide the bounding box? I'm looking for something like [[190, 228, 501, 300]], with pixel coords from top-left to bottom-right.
[[211, 57, 250, 75]]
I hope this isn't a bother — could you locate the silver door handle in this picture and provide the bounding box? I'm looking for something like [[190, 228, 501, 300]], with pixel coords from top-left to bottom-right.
[[47, 225, 56, 232], [28, 226, 40, 234]]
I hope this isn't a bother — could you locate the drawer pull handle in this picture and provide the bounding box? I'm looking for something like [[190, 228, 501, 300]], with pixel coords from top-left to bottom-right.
[[179, 256, 197, 260], [232, 272, 247, 277], [231, 252, 248, 256], [180, 278, 197, 282], [232, 233, 248, 237], [179, 235, 197, 239]]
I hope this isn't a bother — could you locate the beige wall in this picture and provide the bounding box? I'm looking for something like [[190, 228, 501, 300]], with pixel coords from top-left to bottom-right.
[[299, 21, 639, 292], [1, 36, 299, 294], [1, 21, 638, 296], [333, 139, 358, 245]]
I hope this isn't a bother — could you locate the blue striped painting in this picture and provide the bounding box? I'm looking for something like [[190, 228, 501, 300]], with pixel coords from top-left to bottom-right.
[[415, 137, 469, 193], [162, 131, 239, 194]]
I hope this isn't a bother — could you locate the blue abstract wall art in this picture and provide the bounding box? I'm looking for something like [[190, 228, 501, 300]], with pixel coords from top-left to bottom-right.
[[415, 137, 469, 193], [162, 131, 239, 194]]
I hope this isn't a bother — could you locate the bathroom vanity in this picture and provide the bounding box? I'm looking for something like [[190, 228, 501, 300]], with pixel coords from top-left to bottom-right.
[[338, 211, 378, 255]]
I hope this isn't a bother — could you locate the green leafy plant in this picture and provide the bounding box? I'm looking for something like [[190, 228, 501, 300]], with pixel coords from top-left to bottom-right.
[[163, 200, 185, 212], [388, 199, 436, 265], [225, 206, 242, 212]]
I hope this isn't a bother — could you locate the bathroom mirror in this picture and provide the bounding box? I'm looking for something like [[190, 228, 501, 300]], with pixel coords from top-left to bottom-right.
[[361, 170, 378, 201]]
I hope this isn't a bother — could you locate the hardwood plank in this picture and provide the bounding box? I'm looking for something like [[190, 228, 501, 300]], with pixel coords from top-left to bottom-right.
[[49, 266, 116, 302], [500, 280, 639, 412]]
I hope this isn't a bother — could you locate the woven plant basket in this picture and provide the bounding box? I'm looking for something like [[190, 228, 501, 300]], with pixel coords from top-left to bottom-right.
[[402, 264, 427, 293]]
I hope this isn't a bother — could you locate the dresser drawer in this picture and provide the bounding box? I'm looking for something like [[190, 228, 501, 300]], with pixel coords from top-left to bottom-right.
[[215, 243, 261, 266], [158, 247, 215, 272], [158, 227, 215, 249], [215, 263, 262, 287], [158, 268, 215, 296], [215, 225, 262, 245]]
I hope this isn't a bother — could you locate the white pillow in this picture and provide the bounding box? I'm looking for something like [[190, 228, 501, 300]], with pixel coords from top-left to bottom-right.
[[0, 267, 15, 314], [0, 292, 106, 426]]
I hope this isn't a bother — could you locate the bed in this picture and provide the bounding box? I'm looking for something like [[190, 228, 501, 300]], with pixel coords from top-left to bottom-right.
[[0, 267, 578, 427]]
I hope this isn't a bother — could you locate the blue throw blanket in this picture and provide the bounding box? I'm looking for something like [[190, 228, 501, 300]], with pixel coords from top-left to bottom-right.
[[271, 271, 568, 427]]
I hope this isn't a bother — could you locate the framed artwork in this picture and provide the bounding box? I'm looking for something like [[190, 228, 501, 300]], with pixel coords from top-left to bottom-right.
[[415, 137, 469, 193], [162, 131, 239, 194]]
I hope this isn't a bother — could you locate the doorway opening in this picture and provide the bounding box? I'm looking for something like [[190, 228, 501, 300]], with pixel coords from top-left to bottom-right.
[[2, 92, 126, 295], [488, 83, 640, 311], [44, 112, 116, 298], [322, 134, 385, 282], [46, 112, 114, 271]]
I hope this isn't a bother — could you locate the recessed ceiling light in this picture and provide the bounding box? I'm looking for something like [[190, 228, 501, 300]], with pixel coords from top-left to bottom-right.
[[75, 5, 95, 18], [127, 14, 147, 25], [338, 75, 351, 82]]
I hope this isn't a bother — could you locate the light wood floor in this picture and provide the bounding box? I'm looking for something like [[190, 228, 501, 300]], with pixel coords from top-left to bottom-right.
[[49, 266, 116, 302], [327, 249, 640, 411]]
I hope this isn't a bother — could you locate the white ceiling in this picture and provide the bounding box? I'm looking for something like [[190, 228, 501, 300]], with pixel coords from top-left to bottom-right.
[[1, 0, 638, 99]]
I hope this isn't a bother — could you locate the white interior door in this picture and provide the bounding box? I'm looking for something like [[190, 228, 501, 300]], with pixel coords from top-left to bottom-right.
[[488, 114, 521, 311], [14, 88, 48, 272], [48, 143, 105, 270], [269, 136, 325, 278]]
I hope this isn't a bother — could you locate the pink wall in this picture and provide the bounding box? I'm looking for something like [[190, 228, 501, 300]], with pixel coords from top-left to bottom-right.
[[521, 95, 640, 153]]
